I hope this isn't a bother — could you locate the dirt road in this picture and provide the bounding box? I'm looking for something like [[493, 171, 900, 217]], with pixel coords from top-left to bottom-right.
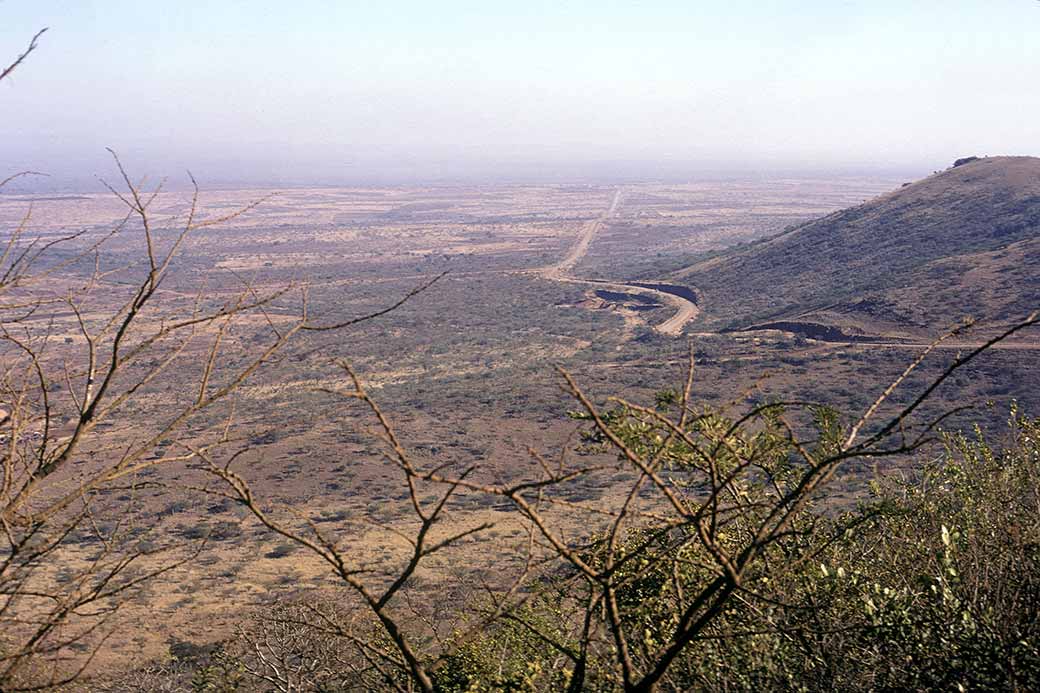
[[537, 190, 700, 337], [544, 190, 622, 280]]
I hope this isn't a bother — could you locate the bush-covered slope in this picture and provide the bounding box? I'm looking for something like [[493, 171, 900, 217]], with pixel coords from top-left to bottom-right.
[[677, 156, 1040, 334]]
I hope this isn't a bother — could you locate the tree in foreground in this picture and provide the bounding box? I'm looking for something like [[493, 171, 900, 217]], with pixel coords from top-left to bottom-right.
[[0, 150, 444, 689], [175, 313, 1037, 692]]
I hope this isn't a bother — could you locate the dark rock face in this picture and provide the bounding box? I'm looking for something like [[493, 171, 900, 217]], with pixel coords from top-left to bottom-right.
[[628, 282, 699, 303], [728, 321, 881, 343], [954, 156, 981, 168]]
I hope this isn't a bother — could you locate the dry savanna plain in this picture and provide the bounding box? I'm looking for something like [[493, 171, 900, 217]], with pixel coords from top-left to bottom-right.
[[2, 176, 1038, 674]]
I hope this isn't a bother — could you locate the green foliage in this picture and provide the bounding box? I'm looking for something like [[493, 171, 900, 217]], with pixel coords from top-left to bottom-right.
[[188, 648, 246, 692], [432, 603, 576, 692], [435, 408, 1040, 691], [828, 407, 1040, 690]]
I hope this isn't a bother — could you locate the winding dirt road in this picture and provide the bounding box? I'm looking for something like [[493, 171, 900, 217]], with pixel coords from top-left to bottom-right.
[[534, 192, 1037, 346], [537, 190, 700, 337]]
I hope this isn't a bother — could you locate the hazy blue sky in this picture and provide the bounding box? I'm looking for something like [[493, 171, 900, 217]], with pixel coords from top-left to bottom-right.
[[2, 1, 1038, 185]]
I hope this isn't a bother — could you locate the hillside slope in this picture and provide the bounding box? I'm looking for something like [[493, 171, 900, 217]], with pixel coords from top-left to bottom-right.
[[676, 156, 1040, 337]]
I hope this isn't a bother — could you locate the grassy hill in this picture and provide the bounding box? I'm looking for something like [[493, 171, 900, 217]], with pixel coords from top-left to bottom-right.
[[675, 156, 1040, 336]]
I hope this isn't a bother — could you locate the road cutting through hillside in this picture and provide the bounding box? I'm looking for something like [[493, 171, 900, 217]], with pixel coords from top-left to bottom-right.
[[537, 189, 700, 337]]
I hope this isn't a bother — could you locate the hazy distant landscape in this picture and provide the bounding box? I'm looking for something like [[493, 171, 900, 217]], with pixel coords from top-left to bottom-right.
[[3, 2, 1040, 691]]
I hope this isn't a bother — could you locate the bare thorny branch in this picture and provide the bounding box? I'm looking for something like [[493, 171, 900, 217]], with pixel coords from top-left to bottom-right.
[[0, 151, 441, 689], [202, 311, 1037, 692], [1, 28, 47, 84]]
